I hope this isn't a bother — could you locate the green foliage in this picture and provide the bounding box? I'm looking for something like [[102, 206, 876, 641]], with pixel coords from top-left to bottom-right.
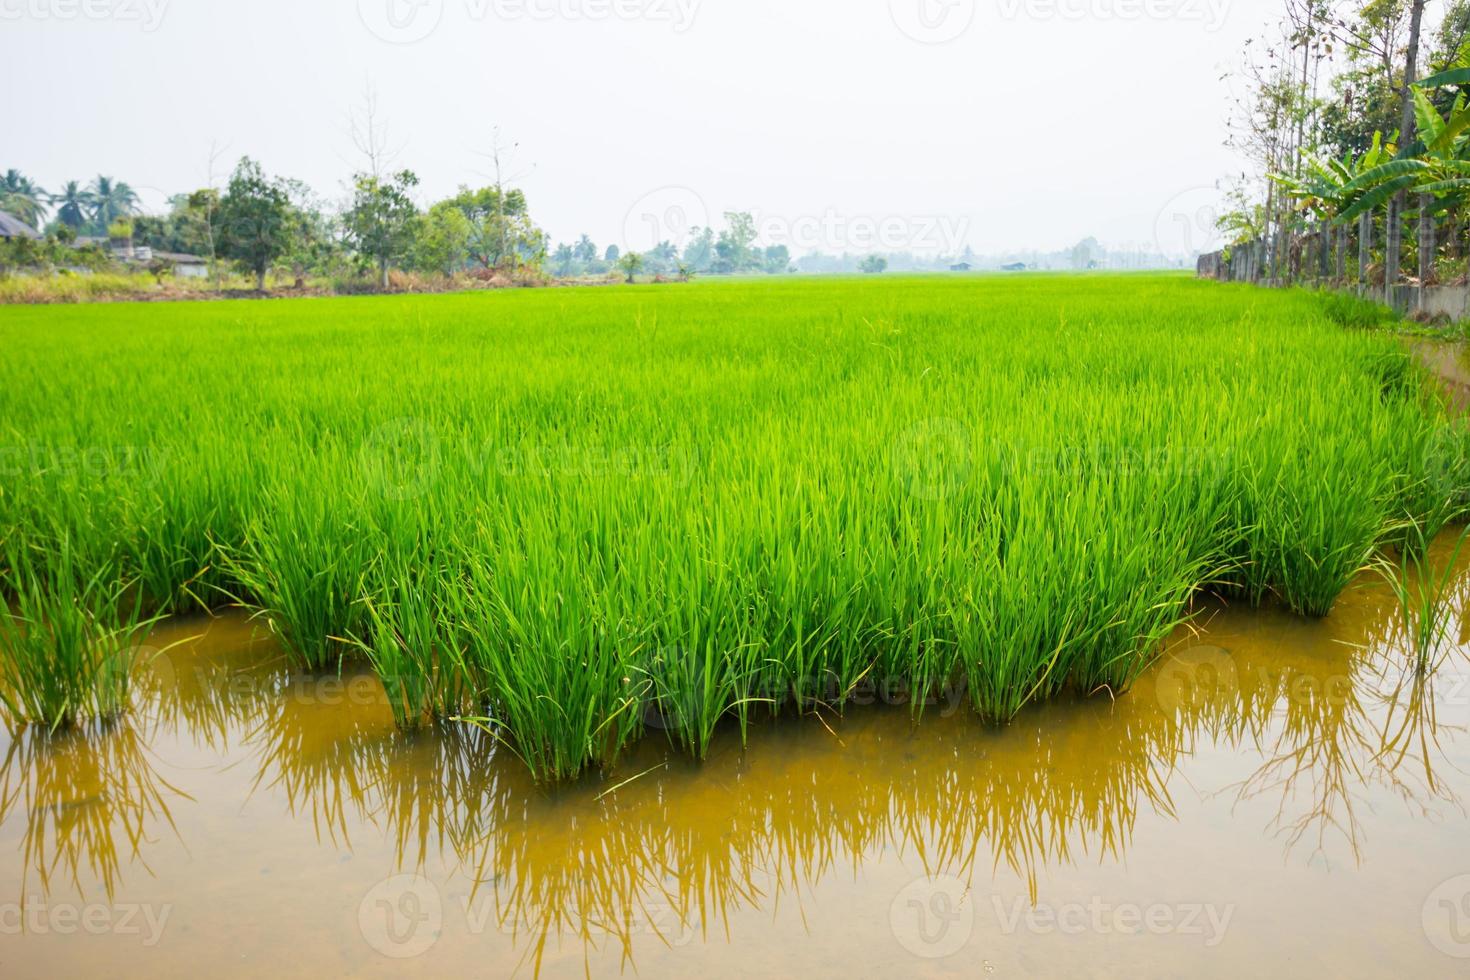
[[89, 177, 139, 234], [617, 250, 643, 283], [412, 202, 473, 276], [859, 255, 888, 273], [1375, 524, 1470, 672], [714, 212, 758, 273], [343, 170, 421, 287], [438, 185, 541, 270], [1, 169, 47, 228], [217, 158, 294, 290], [0, 537, 156, 731], [1320, 291, 1400, 330]]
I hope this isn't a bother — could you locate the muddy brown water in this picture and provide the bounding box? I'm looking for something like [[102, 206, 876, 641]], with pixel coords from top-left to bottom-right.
[[1, 537, 1469, 977]]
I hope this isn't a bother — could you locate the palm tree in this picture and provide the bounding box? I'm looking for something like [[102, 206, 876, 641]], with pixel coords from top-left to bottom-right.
[[0, 169, 48, 228], [51, 181, 93, 231], [88, 176, 140, 232]]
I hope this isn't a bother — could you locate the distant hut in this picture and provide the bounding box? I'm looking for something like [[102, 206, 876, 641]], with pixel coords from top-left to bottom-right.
[[148, 251, 210, 279], [0, 212, 40, 241]]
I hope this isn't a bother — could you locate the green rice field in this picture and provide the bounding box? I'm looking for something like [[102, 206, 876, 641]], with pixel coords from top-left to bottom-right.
[[1, 274, 1467, 780]]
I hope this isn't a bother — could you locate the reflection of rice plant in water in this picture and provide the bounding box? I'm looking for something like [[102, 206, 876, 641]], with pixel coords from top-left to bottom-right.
[[0, 719, 187, 899], [0, 536, 158, 731], [1374, 523, 1470, 674]]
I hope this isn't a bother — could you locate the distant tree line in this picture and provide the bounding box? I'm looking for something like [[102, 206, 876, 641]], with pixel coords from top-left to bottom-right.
[[0, 162, 807, 289], [547, 212, 793, 279], [0, 158, 556, 290]]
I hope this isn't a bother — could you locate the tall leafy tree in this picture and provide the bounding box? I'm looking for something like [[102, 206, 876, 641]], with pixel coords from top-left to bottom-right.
[[51, 181, 92, 230], [552, 242, 576, 276], [216, 158, 293, 291], [617, 250, 643, 283], [715, 212, 758, 273], [437, 185, 548, 271], [763, 244, 791, 274], [573, 235, 598, 266], [88, 176, 139, 232], [412, 201, 472, 276], [344, 170, 420, 288], [682, 227, 715, 272]]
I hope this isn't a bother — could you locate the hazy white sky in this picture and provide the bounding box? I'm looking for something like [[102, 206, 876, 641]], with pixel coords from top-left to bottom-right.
[[2, 0, 1279, 256]]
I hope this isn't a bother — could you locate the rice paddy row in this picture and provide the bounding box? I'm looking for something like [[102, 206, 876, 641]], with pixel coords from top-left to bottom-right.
[[1, 274, 1466, 780]]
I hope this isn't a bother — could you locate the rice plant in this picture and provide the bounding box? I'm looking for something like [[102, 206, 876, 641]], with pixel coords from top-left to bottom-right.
[[1374, 523, 1470, 674], [0, 537, 157, 731]]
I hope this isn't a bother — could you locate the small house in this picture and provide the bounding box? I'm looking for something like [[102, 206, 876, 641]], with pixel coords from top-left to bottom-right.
[[150, 251, 209, 279], [950, 262, 972, 272], [0, 212, 40, 241]]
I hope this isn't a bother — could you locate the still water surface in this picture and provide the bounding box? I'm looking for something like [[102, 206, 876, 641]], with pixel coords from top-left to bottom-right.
[[1, 537, 1468, 977]]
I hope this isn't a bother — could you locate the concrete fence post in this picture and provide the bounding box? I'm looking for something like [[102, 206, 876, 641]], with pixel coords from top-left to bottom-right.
[[1358, 211, 1372, 288], [1417, 193, 1433, 313], [1319, 220, 1331, 280], [1386, 197, 1401, 291]]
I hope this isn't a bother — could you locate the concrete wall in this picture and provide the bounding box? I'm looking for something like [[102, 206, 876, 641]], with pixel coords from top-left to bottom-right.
[[1197, 246, 1470, 323]]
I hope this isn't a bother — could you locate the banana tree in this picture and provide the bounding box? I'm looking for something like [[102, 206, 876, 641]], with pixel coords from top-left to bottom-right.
[[1410, 69, 1470, 274], [1274, 135, 1397, 281]]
